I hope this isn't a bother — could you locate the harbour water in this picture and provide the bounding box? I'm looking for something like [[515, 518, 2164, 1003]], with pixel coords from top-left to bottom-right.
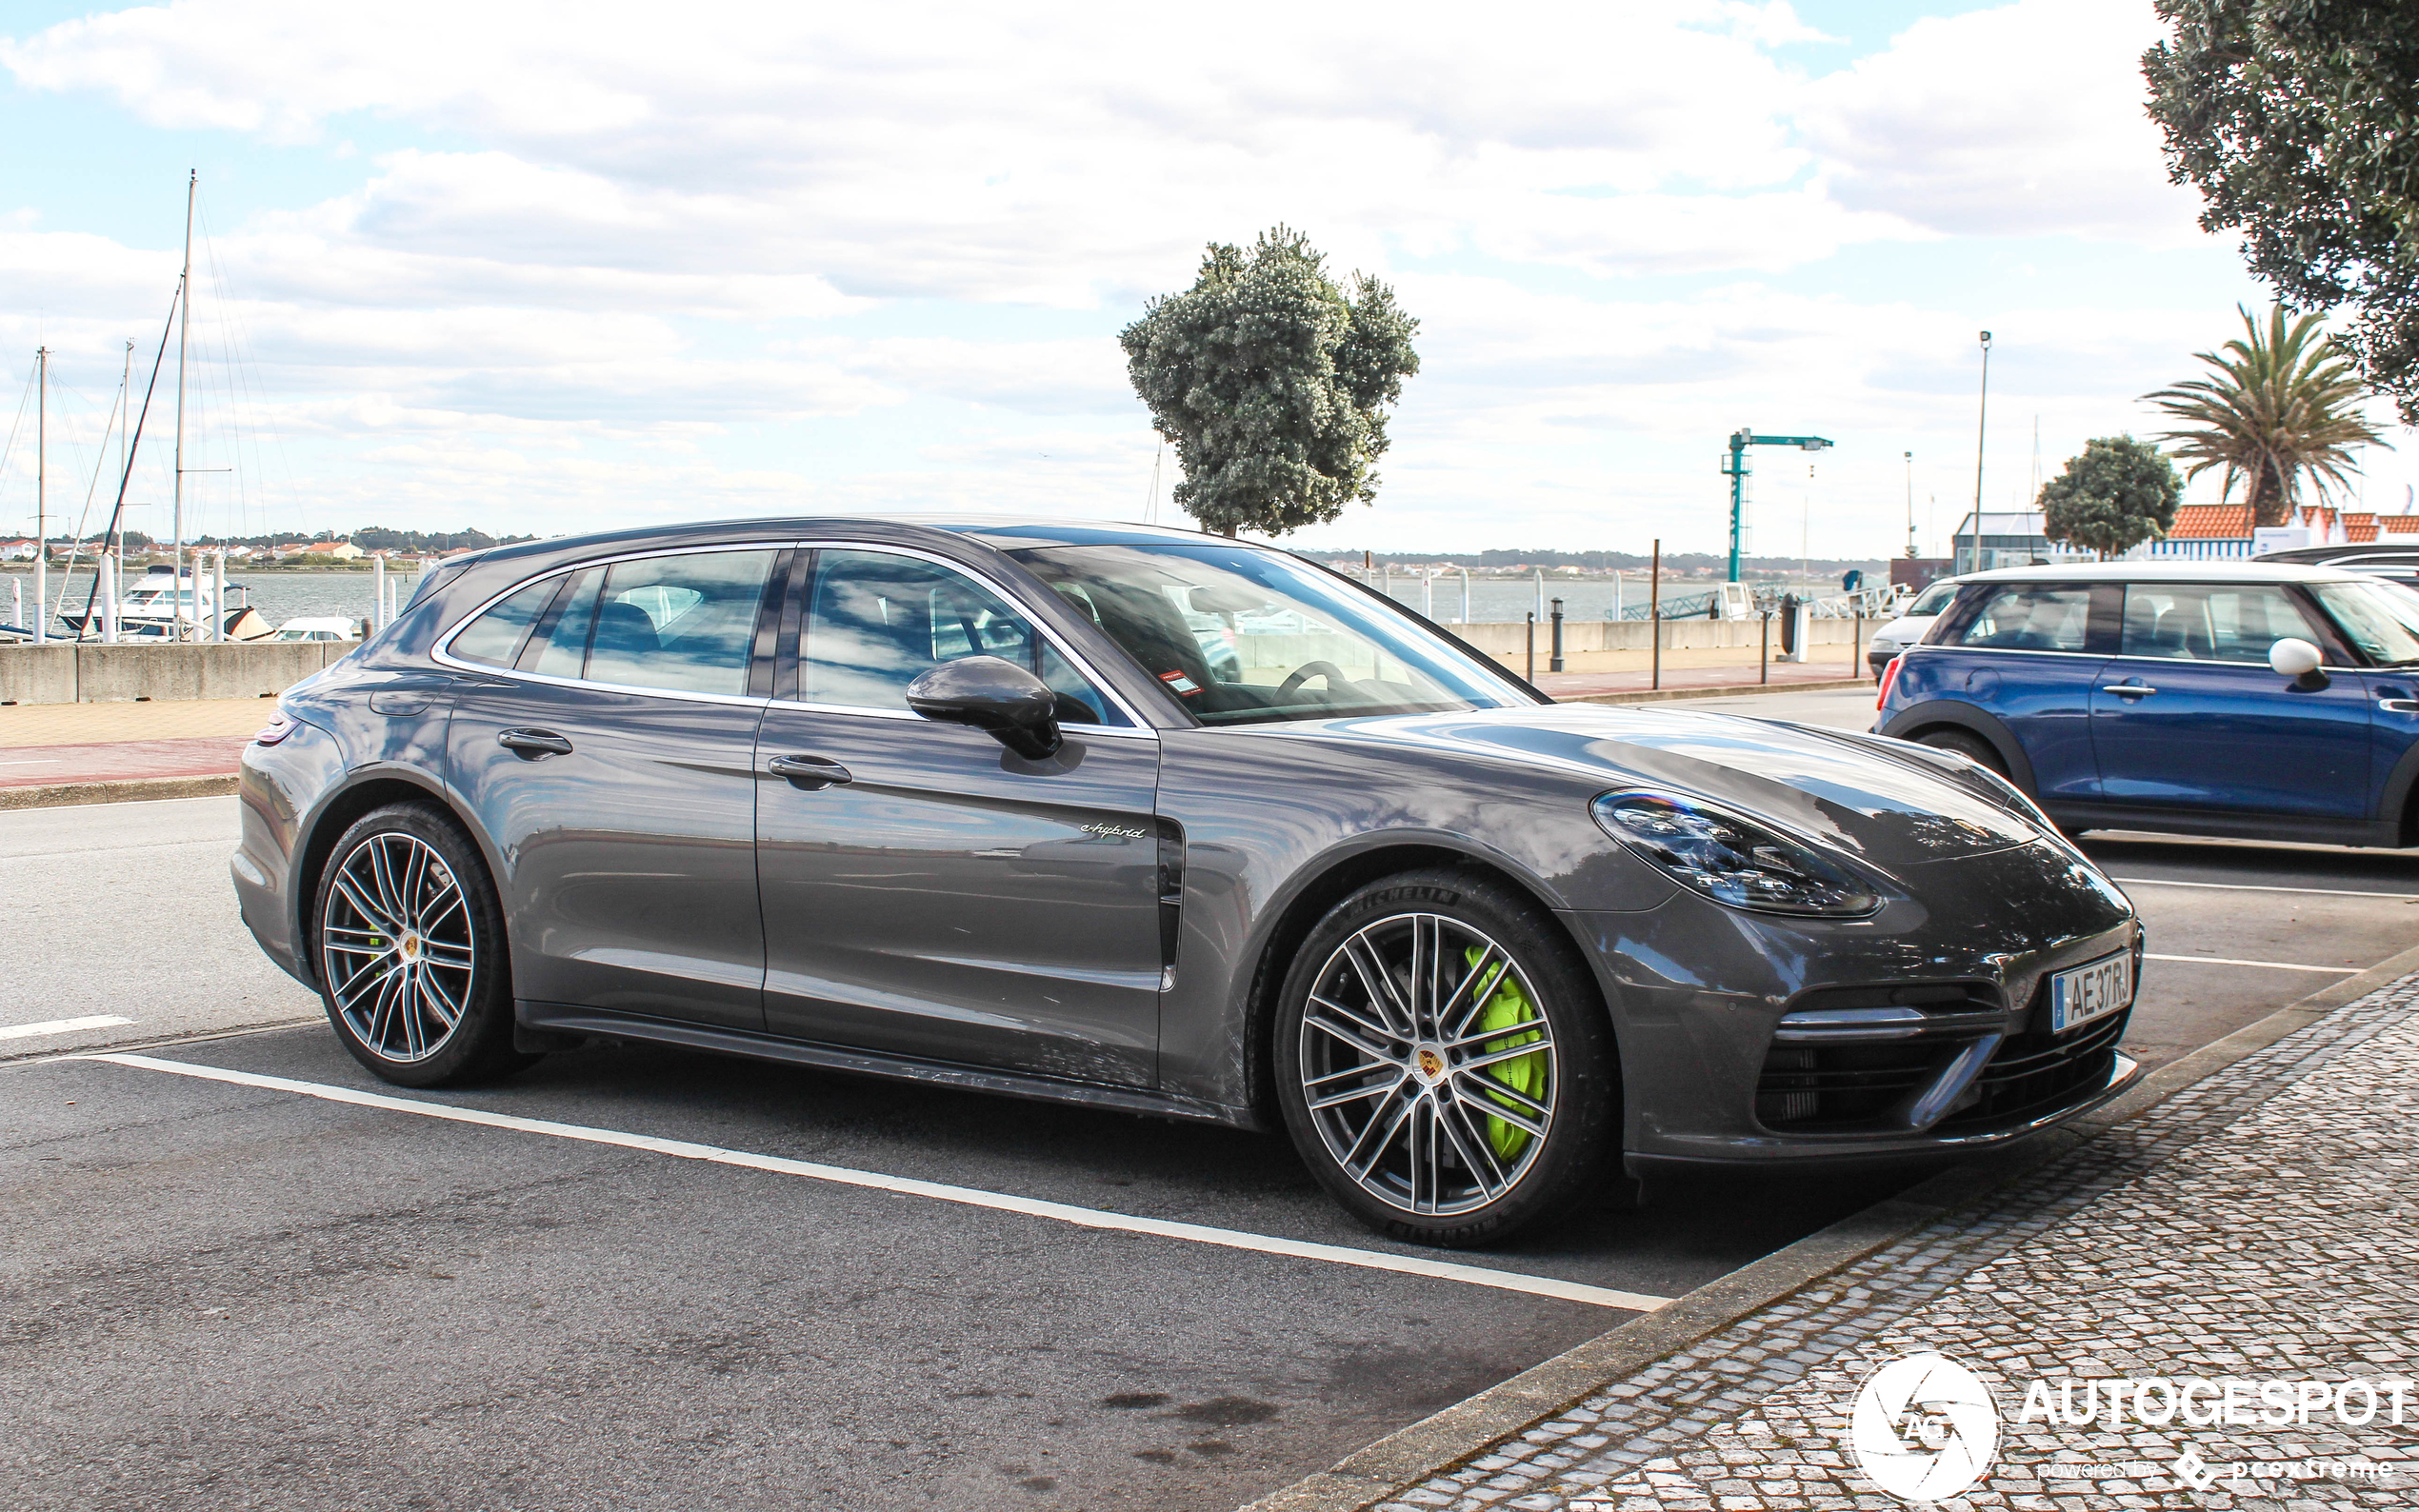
[[4, 569, 413, 629]]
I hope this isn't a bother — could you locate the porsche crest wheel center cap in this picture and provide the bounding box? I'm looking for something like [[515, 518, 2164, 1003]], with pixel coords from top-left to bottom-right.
[[399, 932, 422, 962], [1413, 1046, 1447, 1084]]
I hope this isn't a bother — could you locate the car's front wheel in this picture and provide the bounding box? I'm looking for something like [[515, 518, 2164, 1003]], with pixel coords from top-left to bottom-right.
[[312, 803, 536, 1087], [1274, 869, 1620, 1247]]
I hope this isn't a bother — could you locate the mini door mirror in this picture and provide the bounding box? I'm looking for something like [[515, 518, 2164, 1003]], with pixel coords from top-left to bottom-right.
[[2269, 637, 2328, 688], [907, 655, 1064, 760]]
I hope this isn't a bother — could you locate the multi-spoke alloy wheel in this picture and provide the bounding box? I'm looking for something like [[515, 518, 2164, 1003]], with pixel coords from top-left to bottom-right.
[[312, 804, 534, 1087], [323, 830, 476, 1062], [1275, 870, 1619, 1247], [1299, 912, 1555, 1216]]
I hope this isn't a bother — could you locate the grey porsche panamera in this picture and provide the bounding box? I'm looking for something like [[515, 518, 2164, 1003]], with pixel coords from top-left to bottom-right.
[[232, 516, 2143, 1247]]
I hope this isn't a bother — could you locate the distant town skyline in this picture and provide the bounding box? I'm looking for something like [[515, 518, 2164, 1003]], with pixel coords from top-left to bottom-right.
[[3, 0, 2409, 558]]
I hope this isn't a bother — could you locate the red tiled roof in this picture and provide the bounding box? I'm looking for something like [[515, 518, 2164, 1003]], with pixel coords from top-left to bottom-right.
[[2379, 515, 2419, 535], [2349, 523, 2381, 542], [2167, 504, 2253, 540]]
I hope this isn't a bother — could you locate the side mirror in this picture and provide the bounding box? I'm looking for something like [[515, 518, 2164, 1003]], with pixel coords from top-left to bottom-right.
[[907, 655, 1063, 760], [2269, 637, 2329, 689]]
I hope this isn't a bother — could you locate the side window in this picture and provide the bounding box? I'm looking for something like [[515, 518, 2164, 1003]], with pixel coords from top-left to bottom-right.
[[585, 549, 777, 696], [803, 549, 1128, 724], [1945, 585, 2093, 652], [2121, 584, 2322, 663], [525, 569, 601, 679], [448, 577, 561, 667]]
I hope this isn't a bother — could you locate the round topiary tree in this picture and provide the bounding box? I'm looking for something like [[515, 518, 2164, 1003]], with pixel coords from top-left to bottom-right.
[[2038, 435, 2185, 558], [1119, 226, 1419, 537]]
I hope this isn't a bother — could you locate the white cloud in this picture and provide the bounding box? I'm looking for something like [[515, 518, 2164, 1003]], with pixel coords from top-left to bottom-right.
[[0, 0, 2356, 554], [1797, 0, 2203, 242]]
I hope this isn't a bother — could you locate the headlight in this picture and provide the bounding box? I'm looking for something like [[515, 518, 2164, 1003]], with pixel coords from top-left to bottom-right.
[[1591, 791, 1883, 918]]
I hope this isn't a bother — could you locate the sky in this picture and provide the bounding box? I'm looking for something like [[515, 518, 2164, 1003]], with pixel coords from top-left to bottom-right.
[[0, 0, 2406, 560]]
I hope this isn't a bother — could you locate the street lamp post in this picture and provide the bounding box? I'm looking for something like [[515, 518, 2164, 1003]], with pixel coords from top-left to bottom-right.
[[1973, 330, 1992, 524], [1904, 450, 1916, 560]]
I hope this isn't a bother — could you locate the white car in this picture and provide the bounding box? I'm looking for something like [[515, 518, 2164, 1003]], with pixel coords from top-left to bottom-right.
[[1864, 577, 1962, 678]]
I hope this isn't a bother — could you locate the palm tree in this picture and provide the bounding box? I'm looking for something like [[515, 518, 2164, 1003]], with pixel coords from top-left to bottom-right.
[[2143, 304, 2389, 527]]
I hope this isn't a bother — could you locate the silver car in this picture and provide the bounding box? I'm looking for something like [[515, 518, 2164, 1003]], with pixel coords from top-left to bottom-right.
[[233, 517, 2142, 1247]]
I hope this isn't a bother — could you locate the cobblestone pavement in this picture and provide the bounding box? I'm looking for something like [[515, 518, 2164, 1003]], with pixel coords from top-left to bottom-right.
[[1377, 977, 2419, 1511]]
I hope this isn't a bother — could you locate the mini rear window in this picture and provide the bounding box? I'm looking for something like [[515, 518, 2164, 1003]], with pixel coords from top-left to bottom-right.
[[1940, 585, 2092, 652]]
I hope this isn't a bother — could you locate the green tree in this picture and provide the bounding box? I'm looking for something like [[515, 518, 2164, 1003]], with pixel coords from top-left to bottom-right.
[[2144, 2, 2419, 419], [1119, 227, 1419, 537], [2142, 305, 2387, 526], [2038, 436, 2183, 557]]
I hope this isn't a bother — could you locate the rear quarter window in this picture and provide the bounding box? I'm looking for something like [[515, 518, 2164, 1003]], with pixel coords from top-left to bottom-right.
[[1936, 584, 2094, 652]]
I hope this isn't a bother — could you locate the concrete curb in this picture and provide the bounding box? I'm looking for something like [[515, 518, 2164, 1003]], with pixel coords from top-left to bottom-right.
[[1236, 936, 2419, 1512], [1554, 676, 1869, 706], [0, 772, 240, 810]]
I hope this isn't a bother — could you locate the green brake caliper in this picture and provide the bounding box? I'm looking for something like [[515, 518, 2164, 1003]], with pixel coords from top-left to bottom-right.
[[1464, 946, 1545, 1162]]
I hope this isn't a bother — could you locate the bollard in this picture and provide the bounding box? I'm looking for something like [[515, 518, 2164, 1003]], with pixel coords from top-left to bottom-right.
[[1549, 598, 1566, 672], [1853, 607, 1865, 681], [1525, 612, 1536, 683], [1761, 609, 1770, 685], [1649, 537, 1662, 691]]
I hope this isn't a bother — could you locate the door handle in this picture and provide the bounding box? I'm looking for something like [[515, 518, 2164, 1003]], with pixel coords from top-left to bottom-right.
[[2381, 699, 2419, 714], [2099, 684, 2157, 697], [767, 753, 853, 789], [497, 727, 574, 758]]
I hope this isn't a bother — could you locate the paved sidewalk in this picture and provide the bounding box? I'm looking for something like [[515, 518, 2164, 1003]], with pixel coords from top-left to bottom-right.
[[0, 698, 276, 746], [0, 736, 250, 789], [1368, 977, 2419, 1510]]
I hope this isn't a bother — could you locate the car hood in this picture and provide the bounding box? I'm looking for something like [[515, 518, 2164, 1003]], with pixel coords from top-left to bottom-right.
[[1269, 702, 2043, 869]]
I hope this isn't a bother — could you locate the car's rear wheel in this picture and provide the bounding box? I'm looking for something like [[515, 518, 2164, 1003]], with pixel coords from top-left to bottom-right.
[[313, 803, 536, 1087], [1274, 869, 1620, 1247], [1916, 726, 2009, 778]]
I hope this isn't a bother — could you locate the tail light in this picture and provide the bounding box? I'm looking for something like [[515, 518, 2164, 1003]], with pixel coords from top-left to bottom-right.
[[253, 713, 294, 746], [1874, 655, 1904, 710]]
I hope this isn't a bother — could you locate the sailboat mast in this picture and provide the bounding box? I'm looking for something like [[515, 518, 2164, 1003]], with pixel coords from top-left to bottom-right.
[[172, 169, 194, 638], [33, 345, 46, 644]]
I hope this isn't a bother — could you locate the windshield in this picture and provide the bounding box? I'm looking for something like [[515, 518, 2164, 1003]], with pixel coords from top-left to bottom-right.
[[2311, 579, 2419, 664], [1009, 543, 1530, 726], [1908, 580, 1959, 615]]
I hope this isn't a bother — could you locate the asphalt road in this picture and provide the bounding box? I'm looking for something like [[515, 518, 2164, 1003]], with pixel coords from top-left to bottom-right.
[[6, 759, 2416, 1510]]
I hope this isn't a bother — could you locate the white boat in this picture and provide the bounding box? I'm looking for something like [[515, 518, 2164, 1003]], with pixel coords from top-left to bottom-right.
[[55, 564, 270, 641], [269, 615, 364, 643]]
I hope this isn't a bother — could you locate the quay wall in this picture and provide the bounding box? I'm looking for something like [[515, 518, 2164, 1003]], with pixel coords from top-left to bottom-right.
[[0, 642, 353, 705]]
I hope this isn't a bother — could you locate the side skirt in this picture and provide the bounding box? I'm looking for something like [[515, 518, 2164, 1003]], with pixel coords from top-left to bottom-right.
[[514, 1000, 1261, 1131], [2043, 803, 2402, 848]]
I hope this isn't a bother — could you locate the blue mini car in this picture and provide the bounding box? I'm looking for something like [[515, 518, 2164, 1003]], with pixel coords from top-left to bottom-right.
[[1875, 562, 2419, 846]]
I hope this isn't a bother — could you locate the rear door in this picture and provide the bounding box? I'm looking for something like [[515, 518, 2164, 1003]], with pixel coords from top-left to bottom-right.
[[753, 546, 1167, 1087], [1924, 581, 2110, 802], [2091, 582, 2370, 820], [442, 546, 787, 1030]]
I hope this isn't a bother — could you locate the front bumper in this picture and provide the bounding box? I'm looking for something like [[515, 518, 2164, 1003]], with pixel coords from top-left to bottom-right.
[[1563, 837, 2142, 1168]]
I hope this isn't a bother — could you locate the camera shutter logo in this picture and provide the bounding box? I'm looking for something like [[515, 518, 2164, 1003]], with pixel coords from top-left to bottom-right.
[[1849, 1352, 2000, 1501]]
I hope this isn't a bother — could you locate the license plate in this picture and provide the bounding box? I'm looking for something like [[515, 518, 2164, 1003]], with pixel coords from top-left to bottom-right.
[[2049, 951, 2132, 1033]]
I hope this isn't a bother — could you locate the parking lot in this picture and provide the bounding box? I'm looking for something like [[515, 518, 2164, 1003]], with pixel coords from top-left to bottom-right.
[[8, 689, 2417, 1510]]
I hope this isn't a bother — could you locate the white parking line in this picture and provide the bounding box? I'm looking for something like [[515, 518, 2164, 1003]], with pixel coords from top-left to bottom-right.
[[1, 1015, 134, 1041], [2113, 876, 2419, 902], [2142, 953, 2360, 975], [81, 1052, 1672, 1313]]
